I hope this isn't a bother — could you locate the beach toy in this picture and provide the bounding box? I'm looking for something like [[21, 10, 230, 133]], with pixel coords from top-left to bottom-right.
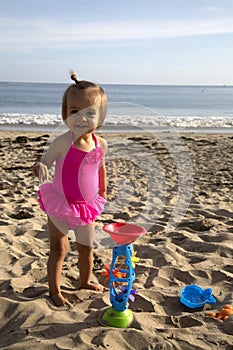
[[102, 222, 146, 245], [205, 304, 233, 321], [98, 222, 146, 328], [131, 250, 140, 268], [101, 263, 127, 285], [180, 284, 216, 309]]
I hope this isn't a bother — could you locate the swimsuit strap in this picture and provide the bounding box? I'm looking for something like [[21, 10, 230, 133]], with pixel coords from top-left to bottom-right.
[[70, 130, 73, 145], [92, 133, 99, 147]]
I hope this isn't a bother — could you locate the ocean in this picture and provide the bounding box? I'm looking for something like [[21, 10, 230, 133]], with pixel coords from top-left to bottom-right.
[[0, 82, 233, 133]]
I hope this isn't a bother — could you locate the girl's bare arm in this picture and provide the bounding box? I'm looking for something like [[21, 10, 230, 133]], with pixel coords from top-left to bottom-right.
[[33, 135, 65, 182], [98, 137, 108, 199]]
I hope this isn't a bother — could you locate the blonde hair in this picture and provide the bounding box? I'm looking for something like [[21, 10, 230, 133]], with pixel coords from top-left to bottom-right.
[[62, 70, 108, 127]]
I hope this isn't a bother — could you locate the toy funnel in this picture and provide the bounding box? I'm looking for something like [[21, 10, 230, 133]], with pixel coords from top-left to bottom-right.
[[103, 222, 147, 245]]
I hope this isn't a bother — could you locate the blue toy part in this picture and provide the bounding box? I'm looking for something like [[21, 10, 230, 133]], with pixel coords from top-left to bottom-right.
[[180, 284, 216, 309], [109, 244, 135, 312]]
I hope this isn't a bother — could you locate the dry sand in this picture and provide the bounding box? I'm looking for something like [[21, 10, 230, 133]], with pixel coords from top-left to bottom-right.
[[0, 130, 233, 349]]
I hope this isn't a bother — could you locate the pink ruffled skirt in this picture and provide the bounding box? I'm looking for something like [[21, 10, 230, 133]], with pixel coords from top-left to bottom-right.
[[38, 183, 106, 229]]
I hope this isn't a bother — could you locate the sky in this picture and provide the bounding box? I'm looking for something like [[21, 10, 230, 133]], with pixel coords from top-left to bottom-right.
[[1, 0, 233, 85]]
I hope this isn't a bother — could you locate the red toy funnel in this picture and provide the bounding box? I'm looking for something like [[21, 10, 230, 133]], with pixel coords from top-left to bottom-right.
[[103, 222, 146, 245]]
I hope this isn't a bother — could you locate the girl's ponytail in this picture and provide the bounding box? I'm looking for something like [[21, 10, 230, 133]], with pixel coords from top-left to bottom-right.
[[70, 69, 79, 85]]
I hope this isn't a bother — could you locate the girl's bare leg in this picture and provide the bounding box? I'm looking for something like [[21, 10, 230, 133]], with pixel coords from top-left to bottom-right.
[[75, 224, 103, 292], [47, 217, 72, 306]]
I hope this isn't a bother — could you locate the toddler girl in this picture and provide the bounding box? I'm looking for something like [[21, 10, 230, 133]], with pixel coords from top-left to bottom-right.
[[33, 70, 108, 307]]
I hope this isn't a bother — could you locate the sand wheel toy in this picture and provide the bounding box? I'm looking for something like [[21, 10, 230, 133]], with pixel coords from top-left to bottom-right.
[[98, 222, 146, 328]]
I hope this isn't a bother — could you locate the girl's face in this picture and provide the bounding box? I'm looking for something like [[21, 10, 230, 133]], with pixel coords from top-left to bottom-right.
[[65, 90, 101, 135]]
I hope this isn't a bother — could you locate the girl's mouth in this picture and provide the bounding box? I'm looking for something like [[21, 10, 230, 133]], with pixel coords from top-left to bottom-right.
[[75, 124, 87, 128]]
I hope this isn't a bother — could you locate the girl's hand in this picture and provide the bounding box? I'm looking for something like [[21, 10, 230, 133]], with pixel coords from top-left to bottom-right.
[[33, 161, 51, 183]]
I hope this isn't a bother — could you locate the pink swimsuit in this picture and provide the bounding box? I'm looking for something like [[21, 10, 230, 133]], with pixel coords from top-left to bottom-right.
[[38, 132, 106, 229]]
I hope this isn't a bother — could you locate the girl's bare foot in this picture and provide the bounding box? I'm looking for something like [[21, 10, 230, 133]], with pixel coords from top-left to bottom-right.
[[80, 282, 104, 292], [50, 292, 73, 307]]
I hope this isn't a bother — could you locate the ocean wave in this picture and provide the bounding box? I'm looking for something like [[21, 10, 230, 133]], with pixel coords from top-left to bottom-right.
[[0, 113, 61, 125], [0, 113, 233, 128]]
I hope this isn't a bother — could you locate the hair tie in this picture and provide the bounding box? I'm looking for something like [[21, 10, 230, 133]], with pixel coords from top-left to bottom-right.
[[70, 69, 79, 85]]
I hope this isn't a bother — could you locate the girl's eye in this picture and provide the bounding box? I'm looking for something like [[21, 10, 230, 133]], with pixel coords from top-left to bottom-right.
[[70, 110, 78, 114], [86, 111, 95, 118]]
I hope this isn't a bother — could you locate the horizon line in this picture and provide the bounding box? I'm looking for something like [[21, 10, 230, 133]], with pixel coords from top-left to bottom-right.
[[0, 80, 232, 88]]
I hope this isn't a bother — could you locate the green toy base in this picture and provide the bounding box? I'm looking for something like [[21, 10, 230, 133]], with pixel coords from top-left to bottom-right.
[[98, 307, 134, 328]]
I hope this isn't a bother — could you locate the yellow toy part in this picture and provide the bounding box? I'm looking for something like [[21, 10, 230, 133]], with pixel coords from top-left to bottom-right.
[[131, 251, 140, 268]]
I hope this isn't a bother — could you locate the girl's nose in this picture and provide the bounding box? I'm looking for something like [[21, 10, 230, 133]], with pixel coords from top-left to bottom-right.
[[73, 112, 87, 122], [81, 114, 87, 122]]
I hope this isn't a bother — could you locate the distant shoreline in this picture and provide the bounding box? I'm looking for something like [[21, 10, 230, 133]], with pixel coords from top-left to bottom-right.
[[1, 123, 233, 134]]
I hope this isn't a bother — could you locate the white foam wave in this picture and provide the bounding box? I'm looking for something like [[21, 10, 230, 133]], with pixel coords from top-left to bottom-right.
[[0, 113, 61, 126], [106, 114, 233, 128], [0, 113, 233, 128]]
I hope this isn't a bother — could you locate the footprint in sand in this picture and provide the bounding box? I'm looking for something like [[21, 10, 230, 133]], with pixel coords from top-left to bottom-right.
[[8, 209, 34, 220]]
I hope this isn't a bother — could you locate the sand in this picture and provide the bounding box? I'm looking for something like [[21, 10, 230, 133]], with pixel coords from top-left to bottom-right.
[[0, 130, 233, 349]]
